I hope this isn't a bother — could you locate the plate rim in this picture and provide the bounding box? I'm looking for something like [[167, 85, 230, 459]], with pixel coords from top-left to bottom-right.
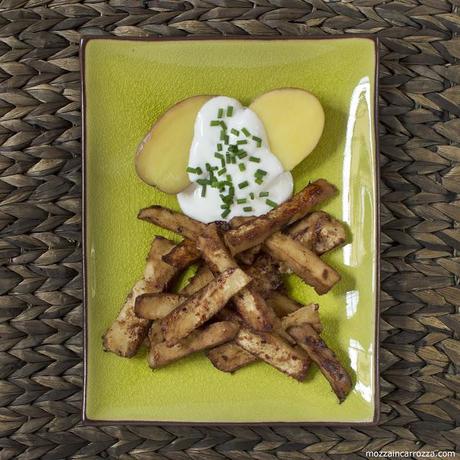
[[80, 34, 381, 426]]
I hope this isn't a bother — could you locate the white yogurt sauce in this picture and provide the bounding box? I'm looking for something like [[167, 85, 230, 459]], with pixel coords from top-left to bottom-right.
[[178, 96, 293, 223]]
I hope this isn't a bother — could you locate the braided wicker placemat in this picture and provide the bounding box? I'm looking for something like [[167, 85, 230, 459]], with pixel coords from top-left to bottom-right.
[[0, 1, 459, 458]]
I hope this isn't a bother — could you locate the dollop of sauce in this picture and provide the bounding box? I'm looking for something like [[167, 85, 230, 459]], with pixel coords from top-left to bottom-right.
[[178, 96, 293, 223]]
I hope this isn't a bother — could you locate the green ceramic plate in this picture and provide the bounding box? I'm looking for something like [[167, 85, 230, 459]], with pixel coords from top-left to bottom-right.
[[82, 36, 379, 424]]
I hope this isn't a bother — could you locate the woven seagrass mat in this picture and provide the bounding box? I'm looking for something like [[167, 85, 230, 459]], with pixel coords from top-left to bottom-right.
[[0, 0, 459, 458]]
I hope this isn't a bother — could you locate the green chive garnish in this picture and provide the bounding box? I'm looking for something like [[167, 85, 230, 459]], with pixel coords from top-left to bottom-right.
[[224, 135, 229, 144], [243, 206, 253, 212], [238, 163, 246, 172], [237, 140, 247, 145], [197, 179, 209, 186], [217, 168, 227, 176], [249, 156, 260, 163], [220, 131, 226, 141], [249, 192, 255, 200], [217, 143, 223, 152], [227, 106, 233, 117], [237, 198, 247, 204], [255, 178, 264, 185], [210, 120, 220, 127], [201, 185, 207, 197], [186, 166, 203, 174], [237, 151, 247, 159], [259, 191, 269, 197], [238, 181, 249, 189], [221, 209, 231, 219], [252, 135, 262, 147], [231, 128, 239, 136], [241, 127, 250, 137], [266, 199, 278, 208], [220, 204, 230, 209], [256, 169, 267, 176], [215, 152, 224, 160], [218, 108, 224, 118], [220, 121, 227, 130]]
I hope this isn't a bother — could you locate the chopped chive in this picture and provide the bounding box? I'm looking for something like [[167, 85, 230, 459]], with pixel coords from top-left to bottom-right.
[[220, 121, 227, 130], [210, 120, 220, 127], [217, 108, 224, 118], [252, 135, 262, 147], [186, 166, 202, 174], [217, 168, 227, 176], [231, 128, 239, 136], [237, 198, 247, 204], [237, 140, 247, 145], [227, 106, 233, 117], [249, 192, 255, 200], [243, 206, 253, 212], [266, 199, 278, 208], [197, 179, 209, 186], [255, 177, 264, 185], [256, 169, 267, 176], [221, 209, 231, 219], [201, 185, 207, 197], [238, 181, 249, 189], [228, 145, 238, 153], [259, 191, 269, 197], [224, 135, 229, 144], [214, 152, 224, 160], [249, 156, 260, 163], [217, 143, 223, 152], [226, 154, 231, 163], [238, 163, 246, 172], [237, 150, 247, 159], [226, 174, 232, 182], [220, 204, 230, 210], [220, 158, 226, 168], [220, 131, 226, 141], [241, 127, 250, 137]]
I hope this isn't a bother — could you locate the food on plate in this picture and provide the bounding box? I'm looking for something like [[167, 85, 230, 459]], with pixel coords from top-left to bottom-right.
[[235, 324, 310, 381], [103, 237, 177, 357], [135, 292, 187, 320], [138, 205, 206, 240], [197, 223, 277, 331], [288, 211, 346, 255], [136, 95, 212, 194], [149, 321, 239, 368], [223, 178, 337, 254], [249, 88, 325, 171], [179, 265, 214, 296], [161, 268, 251, 345], [287, 324, 352, 403], [264, 232, 341, 295], [177, 96, 294, 223], [104, 89, 354, 403], [207, 342, 258, 373]]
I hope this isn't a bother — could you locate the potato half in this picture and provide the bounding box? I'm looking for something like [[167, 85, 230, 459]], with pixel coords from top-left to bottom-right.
[[135, 95, 213, 194], [249, 88, 325, 171]]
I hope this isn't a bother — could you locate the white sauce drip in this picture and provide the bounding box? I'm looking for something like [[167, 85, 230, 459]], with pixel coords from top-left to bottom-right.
[[178, 96, 293, 223]]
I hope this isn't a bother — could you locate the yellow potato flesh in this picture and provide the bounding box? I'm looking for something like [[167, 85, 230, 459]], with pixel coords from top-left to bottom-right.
[[136, 95, 212, 194], [249, 89, 325, 171]]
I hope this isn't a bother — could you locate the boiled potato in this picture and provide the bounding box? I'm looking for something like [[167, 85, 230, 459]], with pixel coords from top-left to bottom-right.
[[136, 95, 212, 194], [249, 88, 324, 171]]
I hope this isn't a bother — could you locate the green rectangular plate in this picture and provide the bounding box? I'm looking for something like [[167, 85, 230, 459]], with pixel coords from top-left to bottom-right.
[[82, 36, 379, 424]]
